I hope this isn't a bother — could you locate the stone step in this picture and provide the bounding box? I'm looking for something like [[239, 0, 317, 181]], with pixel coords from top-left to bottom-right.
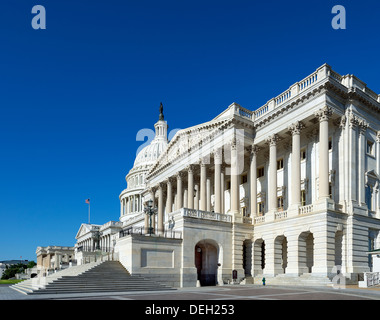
[[11, 261, 174, 295]]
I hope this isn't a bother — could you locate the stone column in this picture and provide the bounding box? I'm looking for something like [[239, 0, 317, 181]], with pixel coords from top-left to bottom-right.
[[288, 121, 304, 209], [187, 165, 194, 209], [358, 120, 369, 206], [230, 136, 241, 219], [206, 176, 211, 211], [166, 178, 173, 214], [250, 145, 259, 217], [221, 164, 225, 214], [315, 106, 332, 200], [176, 172, 183, 210], [377, 132, 380, 216], [348, 112, 358, 204], [194, 184, 199, 210], [214, 149, 222, 214], [184, 189, 188, 208], [200, 160, 207, 211], [267, 134, 279, 213]]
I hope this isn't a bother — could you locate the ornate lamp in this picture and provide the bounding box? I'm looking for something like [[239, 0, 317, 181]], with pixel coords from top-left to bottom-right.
[[144, 199, 157, 235]]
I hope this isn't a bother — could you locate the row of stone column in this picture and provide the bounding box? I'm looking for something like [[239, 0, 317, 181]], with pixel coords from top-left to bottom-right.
[[250, 106, 333, 217], [121, 194, 143, 215], [150, 151, 233, 233], [149, 106, 334, 232], [99, 234, 112, 250]]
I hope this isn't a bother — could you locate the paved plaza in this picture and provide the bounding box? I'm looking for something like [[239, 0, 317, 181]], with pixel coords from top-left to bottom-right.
[[2, 284, 380, 301]]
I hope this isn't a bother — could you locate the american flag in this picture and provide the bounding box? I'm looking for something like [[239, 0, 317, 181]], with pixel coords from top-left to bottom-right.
[[85, 198, 90, 204]]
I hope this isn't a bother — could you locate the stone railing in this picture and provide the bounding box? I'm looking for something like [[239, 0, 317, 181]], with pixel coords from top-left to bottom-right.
[[359, 272, 380, 288], [100, 221, 123, 231], [182, 208, 232, 223], [254, 66, 325, 121], [299, 204, 314, 215], [275, 210, 288, 220], [254, 215, 265, 225], [233, 103, 254, 120]]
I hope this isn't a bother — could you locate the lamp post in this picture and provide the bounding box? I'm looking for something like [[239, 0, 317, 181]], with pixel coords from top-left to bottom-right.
[[144, 199, 157, 235]]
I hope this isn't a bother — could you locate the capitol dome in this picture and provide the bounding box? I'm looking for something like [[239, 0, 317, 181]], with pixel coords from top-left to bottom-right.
[[133, 134, 168, 169], [119, 103, 169, 223]]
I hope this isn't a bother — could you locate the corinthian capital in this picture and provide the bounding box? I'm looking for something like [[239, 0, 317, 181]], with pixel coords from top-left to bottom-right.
[[358, 119, 369, 135], [288, 121, 305, 135], [250, 144, 260, 156], [315, 106, 333, 122], [266, 134, 279, 147]]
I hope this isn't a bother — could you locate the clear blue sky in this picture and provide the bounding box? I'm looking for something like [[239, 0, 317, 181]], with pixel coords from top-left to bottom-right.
[[1, 0, 379, 261]]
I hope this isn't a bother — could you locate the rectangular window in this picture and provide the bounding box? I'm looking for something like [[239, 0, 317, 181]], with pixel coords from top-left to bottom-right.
[[241, 174, 248, 184], [367, 140, 374, 156], [328, 138, 333, 151], [301, 148, 307, 161], [257, 202, 264, 215], [277, 158, 284, 170], [301, 190, 306, 206], [257, 167, 265, 178], [329, 183, 333, 199], [277, 196, 284, 210], [226, 180, 231, 190]]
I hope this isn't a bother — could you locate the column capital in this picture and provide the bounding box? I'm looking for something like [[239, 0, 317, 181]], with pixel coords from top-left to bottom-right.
[[199, 157, 210, 166], [158, 181, 165, 189], [315, 106, 333, 122], [176, 171, 185, 180], [230, 134, 243, 150], [358, 119, 369, 136], [165, 176, 175, 185], [338, 115, 346, 129], [288, 121, 305, 135], [348, 111, 359, 129], [266, 134, 279, 147], [186, 164, 195, 173], [249, 144, 260, 156], [212, 148, 223, 164], [376, 131, 380, 143], [149, 186, 157, 195]]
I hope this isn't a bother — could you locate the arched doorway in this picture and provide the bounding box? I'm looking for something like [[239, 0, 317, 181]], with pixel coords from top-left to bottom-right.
[[195, 240, 218, 286], [299, 231, 314, 274], [253, 239, 265, 276], [274, 235, 288, 275]]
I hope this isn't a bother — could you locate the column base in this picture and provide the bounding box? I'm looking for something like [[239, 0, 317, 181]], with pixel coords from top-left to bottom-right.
[[287, 203, 300, 218], [314, 197, 335, 212]]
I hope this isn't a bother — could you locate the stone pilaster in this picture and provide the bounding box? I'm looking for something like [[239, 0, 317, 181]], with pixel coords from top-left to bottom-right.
[[158, 182, 164, 234], [266, 134, 279, 214], [315, 106, 333, 201], [200, 159, 207, 211], [176, 172, 183, 210], [214, 149, 222, 213], [187, 165, 194, 210], [288, 121, 305, 213], [250, 145, 260, 217]]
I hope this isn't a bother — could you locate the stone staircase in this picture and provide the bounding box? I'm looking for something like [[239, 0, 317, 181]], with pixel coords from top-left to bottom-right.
[[11, 261, 174, 295]]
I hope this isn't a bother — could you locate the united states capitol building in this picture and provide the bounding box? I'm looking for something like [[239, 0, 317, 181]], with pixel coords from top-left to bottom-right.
[[38, 64, 380, 287]]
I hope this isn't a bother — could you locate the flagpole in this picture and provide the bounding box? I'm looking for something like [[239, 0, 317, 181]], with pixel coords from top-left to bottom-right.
[[88, 201, 91, 224]]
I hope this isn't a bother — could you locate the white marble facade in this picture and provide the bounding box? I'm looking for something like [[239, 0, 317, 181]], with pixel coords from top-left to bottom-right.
[[74, 64, 380, 287]]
